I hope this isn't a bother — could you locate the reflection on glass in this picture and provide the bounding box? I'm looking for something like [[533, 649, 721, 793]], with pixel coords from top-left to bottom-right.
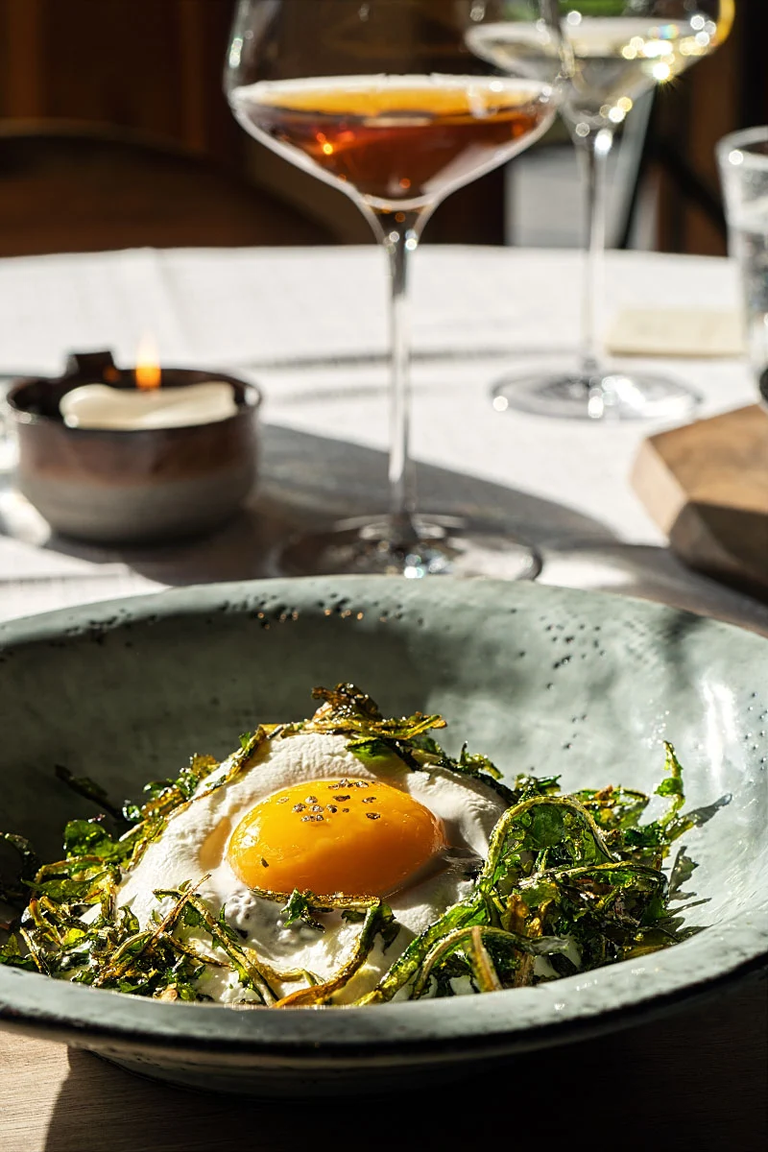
[[717, 126, 768, 405]]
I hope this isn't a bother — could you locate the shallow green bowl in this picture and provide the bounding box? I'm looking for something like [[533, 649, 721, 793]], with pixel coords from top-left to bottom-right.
[[0, 576, 766, 1095]]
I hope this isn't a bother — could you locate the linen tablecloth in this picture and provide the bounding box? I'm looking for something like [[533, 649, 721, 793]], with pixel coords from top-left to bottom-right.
[[0, 244, 765, 632]]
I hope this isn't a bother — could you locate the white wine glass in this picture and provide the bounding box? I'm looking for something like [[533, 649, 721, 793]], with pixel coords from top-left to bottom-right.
[[481, 0, 734, 420], [225, 0, 564, 577]]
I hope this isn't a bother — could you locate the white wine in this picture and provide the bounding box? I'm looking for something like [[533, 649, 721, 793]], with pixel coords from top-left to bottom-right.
[[467, 12, 728, 127]]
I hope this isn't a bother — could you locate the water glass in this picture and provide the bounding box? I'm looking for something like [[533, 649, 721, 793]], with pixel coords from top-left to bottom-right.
[[718, 126, 768, 404], [0, 382, 18, 475]]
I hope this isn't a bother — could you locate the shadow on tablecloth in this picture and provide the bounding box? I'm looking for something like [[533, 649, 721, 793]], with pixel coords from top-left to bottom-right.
[[0, 422, 617, 587], [2, 425, 766, 633]]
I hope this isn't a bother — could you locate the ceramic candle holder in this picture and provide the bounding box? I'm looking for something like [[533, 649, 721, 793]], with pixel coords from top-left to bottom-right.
[[7, 351, 262, 545]]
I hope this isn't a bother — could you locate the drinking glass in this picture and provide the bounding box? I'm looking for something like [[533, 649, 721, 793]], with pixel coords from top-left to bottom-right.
[[484, 0, 734, 421], [224, 0, 563, 577], [0, 382, 16, 475], [717, 126, 768, 406]]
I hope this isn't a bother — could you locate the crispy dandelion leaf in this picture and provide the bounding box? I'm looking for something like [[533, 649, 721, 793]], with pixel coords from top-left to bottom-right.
[[0, 731, 274, 996], [304, 682, 443, 742], [62, 817, 129, 862], [1, 832, 41, 908], [0, 686, 727, 1007], [573, 784, 649, 834], [274, 899, 397, 1008], [359, 740, 725, 1004], [280, 889, 326, 932], [0, 931, 38, 971], [410, 924, 571, 998], [301, 684, 514, 803]]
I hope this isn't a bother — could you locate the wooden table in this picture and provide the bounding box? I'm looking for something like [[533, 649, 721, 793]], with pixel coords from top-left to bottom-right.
[[1, 976, 765, 1152]]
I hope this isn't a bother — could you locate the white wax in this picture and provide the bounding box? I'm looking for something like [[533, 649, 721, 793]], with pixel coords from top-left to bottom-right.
[[59, 382, 238, 431]]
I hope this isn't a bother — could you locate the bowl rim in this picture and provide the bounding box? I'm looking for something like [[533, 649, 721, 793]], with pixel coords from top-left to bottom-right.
[[0, 576, 766, 1063]]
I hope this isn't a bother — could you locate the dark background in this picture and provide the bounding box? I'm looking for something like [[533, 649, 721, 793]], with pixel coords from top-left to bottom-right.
[[0, 0, 764, 255]]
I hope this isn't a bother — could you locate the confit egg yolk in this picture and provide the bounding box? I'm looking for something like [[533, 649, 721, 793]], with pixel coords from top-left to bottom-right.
[[226, 777, 446, 897]]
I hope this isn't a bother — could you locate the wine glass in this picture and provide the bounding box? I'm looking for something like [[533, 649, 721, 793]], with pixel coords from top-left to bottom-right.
[[482, 0, 734, 421], [224, 0, 564, 577]]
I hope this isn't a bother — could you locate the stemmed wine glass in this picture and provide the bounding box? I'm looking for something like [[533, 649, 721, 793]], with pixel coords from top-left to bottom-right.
[[481, 0, 734, 421], [225, 0, 564, 577]]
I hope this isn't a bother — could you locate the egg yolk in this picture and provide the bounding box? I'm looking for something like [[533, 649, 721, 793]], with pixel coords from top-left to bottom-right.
[[227, 777, 446, 897]]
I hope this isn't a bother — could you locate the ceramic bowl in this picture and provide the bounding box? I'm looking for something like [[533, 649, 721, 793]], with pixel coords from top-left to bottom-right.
[[6, 351, 262, 544], [0, 576, 766, 1096]]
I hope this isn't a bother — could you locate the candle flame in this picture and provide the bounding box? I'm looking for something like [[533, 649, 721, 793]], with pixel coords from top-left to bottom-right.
[[135, 333, 161, 391]]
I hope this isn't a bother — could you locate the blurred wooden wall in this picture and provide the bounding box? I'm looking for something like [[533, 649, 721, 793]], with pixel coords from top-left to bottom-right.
[[0, 0, 240, 162], [0, 0, 374, 244]]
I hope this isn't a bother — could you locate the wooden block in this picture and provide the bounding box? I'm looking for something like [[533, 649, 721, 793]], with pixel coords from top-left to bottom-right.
[[631, 405, 768, 599]]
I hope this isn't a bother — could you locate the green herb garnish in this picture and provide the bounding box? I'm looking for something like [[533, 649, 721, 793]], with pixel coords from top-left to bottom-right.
[[0, 684, 726, 1007]]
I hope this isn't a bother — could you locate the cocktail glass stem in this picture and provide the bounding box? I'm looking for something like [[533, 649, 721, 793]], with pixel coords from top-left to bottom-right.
[[372, 207, 431, 550], [574, 124, 614, 416]]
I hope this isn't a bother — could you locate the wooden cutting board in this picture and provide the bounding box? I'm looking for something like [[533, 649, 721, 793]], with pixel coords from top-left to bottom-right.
[[631, 405, 768, 598]]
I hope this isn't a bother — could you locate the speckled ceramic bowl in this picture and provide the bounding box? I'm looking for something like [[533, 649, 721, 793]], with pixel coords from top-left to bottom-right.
[[0, 577, 766, 1095]]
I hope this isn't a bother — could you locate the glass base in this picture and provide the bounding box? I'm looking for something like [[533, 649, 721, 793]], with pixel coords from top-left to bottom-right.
[[273, 514, 541, 580], [491, 369, 702, 421]]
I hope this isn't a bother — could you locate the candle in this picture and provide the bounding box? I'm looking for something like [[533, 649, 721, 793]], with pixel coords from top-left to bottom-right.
[[10, 355, 262, 545], [59, 382, 238, 431]]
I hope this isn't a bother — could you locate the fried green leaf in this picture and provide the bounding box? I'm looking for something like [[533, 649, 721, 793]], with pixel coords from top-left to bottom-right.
[[0, 685, 725, 1009]]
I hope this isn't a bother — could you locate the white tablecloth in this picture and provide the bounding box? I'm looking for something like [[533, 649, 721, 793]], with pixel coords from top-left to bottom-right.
[[0, 245, 766, 633]]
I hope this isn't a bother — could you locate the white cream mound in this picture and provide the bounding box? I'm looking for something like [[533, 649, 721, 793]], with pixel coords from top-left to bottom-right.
[[116, 732, 507, 1004]]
